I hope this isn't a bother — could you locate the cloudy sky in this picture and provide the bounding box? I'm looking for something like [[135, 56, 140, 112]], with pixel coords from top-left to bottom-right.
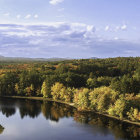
[[0, 0, 140, 58]]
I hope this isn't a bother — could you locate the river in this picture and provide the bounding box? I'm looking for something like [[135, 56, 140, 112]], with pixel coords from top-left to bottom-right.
[[0, 98, 139, 140]]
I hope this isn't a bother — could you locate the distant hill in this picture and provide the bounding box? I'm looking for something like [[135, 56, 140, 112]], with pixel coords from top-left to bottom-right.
[[0, 56, 72, 62], [0, 55, 5, 58], [0, 55, 99, 62], [89, 57, 98, 59]]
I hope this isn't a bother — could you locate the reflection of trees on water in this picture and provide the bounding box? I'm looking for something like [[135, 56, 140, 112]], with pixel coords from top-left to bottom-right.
[[0, 99, 75, 120], [18, 100, 41, 119], [0, 98, 140, 139], [41, 101, 74, 122], [0, 125, 4, 134], [74, 112, 140, 140], [0, 100, 16, 117]]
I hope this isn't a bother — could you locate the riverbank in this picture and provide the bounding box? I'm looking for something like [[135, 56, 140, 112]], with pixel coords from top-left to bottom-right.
[[0, 96, 76, 108], [1, 96, 140, 127]]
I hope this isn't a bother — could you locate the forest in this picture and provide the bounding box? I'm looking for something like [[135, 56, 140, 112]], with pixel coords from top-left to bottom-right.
[[0, 57, 140, 122]]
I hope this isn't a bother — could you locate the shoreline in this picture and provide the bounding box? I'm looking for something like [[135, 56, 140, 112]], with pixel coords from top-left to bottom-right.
[[1, 96, 140, 127]]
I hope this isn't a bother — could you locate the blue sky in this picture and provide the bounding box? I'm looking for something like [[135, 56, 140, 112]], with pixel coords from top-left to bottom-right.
[[0, 0, 140, 58]]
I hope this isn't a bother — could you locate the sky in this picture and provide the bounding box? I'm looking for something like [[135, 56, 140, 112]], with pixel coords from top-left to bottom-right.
[[0, 0, 140, 58]]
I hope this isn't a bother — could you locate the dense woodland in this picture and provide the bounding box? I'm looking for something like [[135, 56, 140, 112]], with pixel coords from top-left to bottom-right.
[[0, 57, 140, 122]]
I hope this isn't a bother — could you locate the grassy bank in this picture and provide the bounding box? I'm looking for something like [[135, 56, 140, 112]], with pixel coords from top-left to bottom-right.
[[1, 96, 140, 127]]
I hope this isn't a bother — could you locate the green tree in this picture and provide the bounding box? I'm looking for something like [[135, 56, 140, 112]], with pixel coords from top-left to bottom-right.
[[86, 78, 98, 89]]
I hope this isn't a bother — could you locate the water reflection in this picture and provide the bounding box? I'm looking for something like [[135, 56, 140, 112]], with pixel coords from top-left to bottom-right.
[[41, 101, 74, 122], [0, 98, 140, 140], [18, 100, 41, 119], [0, 125, 4, 134], [0, 99, 16, 118], [74, 112, 140, 140]]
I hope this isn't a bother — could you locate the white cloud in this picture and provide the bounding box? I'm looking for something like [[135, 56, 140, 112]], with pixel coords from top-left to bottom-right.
[[0, 22, 139, 58], [0, 26, 10, 30], [29, 39, 43, 45], [105, 26, 109, 31], [87, 25, 96, 32], [4, 13, 10, 16], [121, 24, 127, 30], [83, 25, 96, 39], [16, 15, 21, 19], [25, 14, 31, 19], [49, 0, 64, 5], [4, 31, 33, 37], [114, 37, 119, 40], [34, 14, 39, 18]]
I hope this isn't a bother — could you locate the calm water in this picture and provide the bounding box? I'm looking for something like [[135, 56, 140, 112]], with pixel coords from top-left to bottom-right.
[[0, 98, 139, 140]]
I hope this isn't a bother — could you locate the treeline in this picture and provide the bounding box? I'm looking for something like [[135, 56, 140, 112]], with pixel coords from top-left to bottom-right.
[[44, 83, 140, 122], [0, 57, 140, 122]]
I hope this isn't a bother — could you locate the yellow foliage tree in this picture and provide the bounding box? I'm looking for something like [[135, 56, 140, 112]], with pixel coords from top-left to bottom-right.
[[51, 82, 65, 100], [89, 86, 119, 112], [74, 88, 90, 110]]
